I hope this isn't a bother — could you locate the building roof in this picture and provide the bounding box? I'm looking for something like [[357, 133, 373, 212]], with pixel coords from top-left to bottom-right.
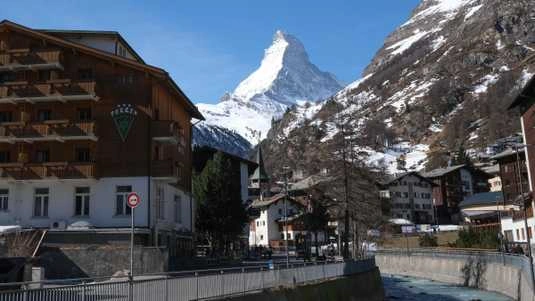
[[250, 194, 302, 209], [0, 20, 204, 120], [250, 147, 269, 182], [420, 164, 465, 178], [490, 148, 525, 160], [459, 191, 503, 208], [37, 29, 145, 63], [289, 174, 334, 191], [381, 171, 436, 186]]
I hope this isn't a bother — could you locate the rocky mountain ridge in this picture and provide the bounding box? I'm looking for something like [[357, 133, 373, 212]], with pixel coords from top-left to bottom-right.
[[261, 0, 535, 176]]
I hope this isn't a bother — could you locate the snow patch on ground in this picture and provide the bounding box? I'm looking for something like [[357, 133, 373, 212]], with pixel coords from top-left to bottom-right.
[[432, 36, 447, 51], [473, 74, 499, 94], [363, 143, 429, 174], [282, 101, 324, 137], [464, 4, 483, 20], [387, 30, 431, 55], [403, 0, 476, 26]]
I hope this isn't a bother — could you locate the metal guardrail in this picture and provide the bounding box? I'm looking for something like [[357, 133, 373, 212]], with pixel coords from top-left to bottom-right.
[[0, 258, 376, 301]]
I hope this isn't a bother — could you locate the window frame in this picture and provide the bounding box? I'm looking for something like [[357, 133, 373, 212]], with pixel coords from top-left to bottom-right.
[[74, 187, 90, 217], [0, 189, 8, 211], [33, 188, 49, 217], [115, 185, 132, 216]]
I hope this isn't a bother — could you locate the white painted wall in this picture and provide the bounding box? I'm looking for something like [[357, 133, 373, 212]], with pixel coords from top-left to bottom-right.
[[501, 216, 535, 243], [0, 177, 192, 232], [249, 200, 302, 247]]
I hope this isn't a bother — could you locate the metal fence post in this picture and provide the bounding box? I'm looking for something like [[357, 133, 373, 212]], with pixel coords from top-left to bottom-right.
[[81, 280, 86, 301], [164, 276, 169, 301], [220, 270, 224, 297], [128, 273, 133, 301], [23, 283, 29, 301], [195, 272, 199, 300], [242, 268, 245, 296]]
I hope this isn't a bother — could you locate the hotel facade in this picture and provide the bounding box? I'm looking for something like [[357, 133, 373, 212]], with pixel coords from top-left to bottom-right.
[[0, 20, 203, 253]]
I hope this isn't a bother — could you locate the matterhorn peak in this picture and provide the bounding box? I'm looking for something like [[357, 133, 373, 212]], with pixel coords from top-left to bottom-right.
[[196, 30, 342, 147], [232, 30, 340, 105]]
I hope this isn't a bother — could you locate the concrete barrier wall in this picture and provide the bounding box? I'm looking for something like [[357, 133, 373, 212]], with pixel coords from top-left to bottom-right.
[[376, 249, 535, 301], [226, 267, 384, 301]]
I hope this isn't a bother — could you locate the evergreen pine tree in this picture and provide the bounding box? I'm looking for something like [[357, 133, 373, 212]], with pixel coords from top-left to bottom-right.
[[193, 152, 248, 256]]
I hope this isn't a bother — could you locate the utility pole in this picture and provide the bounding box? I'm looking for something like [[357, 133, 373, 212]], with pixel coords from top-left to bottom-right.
[[283, 166, 290, 267], [515, 145, 535, 288]]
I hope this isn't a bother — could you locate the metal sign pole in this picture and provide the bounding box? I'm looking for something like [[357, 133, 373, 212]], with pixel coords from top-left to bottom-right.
[[130, 207, 134, 276]]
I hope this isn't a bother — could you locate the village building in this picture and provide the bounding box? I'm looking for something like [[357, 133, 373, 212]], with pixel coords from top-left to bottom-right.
[[379, 172, 436, 224], [504, 77, 535, 245], [0, 20, 203, 257], [248, 194, 305, 249], [421, 165, 490, 224]]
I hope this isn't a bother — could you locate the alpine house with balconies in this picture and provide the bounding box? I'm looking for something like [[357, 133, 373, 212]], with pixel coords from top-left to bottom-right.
[[0, 20, 204, 253]]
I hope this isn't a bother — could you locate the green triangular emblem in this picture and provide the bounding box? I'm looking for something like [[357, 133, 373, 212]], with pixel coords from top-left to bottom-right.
[[111, 104, 137, 142]]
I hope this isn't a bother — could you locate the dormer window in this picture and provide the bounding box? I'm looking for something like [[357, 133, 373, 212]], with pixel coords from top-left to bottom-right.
[[117, 44, 127, 57]]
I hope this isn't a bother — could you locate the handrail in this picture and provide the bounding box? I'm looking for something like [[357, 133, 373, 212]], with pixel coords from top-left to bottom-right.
[[0, 257, 359, 288]]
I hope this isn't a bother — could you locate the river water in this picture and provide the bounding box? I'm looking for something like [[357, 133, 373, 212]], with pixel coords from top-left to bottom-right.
[[383, 275, 514, 301]]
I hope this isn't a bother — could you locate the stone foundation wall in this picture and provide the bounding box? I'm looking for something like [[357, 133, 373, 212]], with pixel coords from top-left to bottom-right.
[[37, 245, 168, 279]]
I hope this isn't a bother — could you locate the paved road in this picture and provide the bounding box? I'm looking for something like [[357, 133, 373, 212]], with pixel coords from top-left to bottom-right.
[[383, 275, 513, 301]]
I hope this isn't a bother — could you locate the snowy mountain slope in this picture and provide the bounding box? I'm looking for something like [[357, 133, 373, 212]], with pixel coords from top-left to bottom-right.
[[261, 0, 535, 175], [195, 31, 343, 147], [192, 123, 252, 158]]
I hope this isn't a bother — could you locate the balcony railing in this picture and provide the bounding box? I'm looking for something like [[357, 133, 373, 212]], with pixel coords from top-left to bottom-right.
[[0, 50, 63, 71], [0, 80, 98, 103], [0, 121, 97, 143], [151, 120, 185, 144], [0, 162, 96, 180]]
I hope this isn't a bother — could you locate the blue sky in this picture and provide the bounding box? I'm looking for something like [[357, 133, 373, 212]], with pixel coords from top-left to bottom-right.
[[3, 0, 420, 104]]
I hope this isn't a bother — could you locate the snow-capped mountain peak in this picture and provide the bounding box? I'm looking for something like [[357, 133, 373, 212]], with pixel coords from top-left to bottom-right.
[[195, 30, 343, 149]]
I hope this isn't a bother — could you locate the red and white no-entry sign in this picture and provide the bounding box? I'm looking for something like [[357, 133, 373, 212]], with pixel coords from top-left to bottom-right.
[[127, 192, 141, 208]]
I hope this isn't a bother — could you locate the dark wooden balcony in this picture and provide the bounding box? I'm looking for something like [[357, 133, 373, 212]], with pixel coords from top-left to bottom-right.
[[0, 49, 63, 71], [0, 121, 97, 143], [0, 162, 96, 180], [151, 120, 184, 144], [0, 80, 98, 104], [151, 159, 180, 183]]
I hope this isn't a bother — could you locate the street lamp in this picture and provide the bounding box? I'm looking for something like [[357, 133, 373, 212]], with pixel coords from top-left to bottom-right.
[[513, 144, 535, 287]]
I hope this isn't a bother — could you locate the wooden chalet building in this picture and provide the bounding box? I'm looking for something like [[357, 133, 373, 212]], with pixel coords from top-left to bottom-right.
[[421, 164, 490, 224], [0, 20, 204, 254], [505, 76, 535, 244]]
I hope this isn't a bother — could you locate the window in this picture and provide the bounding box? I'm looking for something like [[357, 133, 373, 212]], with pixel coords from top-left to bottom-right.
[[278, 208, 283, 215], [0, 189, 8, 211], [74, 187, 90, 216], [260, 235, 263, 240], [0, 111, 12, 122], [76, 148, 91, 162], [77, 108, 92, 121], [256, 221, 259, 227], [154, 109, 160, 121], [174, 195, 181, 223], [0, 151, 9, 163], [35, 150, 49, 163], [522, 228, 526, 240], [403, 192, 409, 198], [78, 68, 93, 80], [288, 232, 292, 239], [117, 44, 127, 57], [115, 185, 132, 216], [156, 186, 165, 220], [37, 110, 51, 122], [262, 221, 265, 226], [280, 233, 284, 239], [529, 227, 533, 239], [33, 188, 49, 217], [415, 204, 421, 209], [516, 229, 520, 240], [118, 74, 134, 85]]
